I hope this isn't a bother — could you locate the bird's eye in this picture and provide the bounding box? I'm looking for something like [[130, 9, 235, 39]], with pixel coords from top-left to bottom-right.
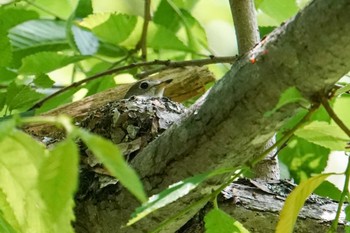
[[140, 82, 149, 89]]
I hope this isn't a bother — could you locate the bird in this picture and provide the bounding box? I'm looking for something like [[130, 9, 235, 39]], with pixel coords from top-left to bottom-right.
[[124, 79, 173, 98]]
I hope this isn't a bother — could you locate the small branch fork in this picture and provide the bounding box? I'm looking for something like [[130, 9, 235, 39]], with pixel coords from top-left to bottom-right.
[[28, 56, 236, 111]]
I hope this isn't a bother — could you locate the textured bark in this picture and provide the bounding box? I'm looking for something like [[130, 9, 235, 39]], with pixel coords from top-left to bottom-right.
[[74, 0, 350, 232], [177, 181, 345, 233]]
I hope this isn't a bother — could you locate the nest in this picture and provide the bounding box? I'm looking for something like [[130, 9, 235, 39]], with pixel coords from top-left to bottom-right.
[[77, 96, 187, 198]]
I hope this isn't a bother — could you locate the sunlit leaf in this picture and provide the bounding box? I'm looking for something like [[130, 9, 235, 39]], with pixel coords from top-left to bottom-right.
[[278, 136, 330, 183], [80, 13, 137, 44], [205, 208, 250, 233], [27, 0, 74, 19], [333, 96, 350, 128], [19, 52, 85, 75], [38, 139, 78, 232], [0, 188, 20, 233], [0, 130, 47, 232], [334, 84, 350, 96], [0, 118, 15, 142], [276, 173, 333, 233], [79, 130, 147, 203], [148, 23, 191, 51], [258, 0, 298, 23], [295, 121, 349, 151]]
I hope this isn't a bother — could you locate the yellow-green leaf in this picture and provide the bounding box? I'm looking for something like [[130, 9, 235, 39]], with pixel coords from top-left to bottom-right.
[[276, 173, 333, 233]]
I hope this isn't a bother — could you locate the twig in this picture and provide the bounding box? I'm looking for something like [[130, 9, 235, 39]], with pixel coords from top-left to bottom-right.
[[23, 0, 64, 20], [28, 56, 237, 110], [321, 96, 350, 233], [135, 66, 169, 79], [321, 97, 350, 137], [329, 154, 350, 233], [135, 0, 152, 61], [229, 0, 260, 54]]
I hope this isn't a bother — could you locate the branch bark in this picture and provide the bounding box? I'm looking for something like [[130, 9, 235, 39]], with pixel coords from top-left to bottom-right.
[[229, 0, 260, 54], [75, 0, 350, 232]]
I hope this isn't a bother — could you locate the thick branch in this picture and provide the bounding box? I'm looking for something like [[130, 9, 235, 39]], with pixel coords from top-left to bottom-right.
[[75, 0, 350, 232]]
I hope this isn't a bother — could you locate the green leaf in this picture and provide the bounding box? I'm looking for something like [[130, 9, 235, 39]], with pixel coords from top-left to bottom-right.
[[345, 205, 350, 221], [295, 121, 349, 151], [38, 139, 78, 231], [258, 0, 298, 23], [0, 36, 12, 67], [9, 20, 70, 68], [334, 83, 350, 96], [205, 208, 250, 233], [0, 212, 17, 233], [153, 0, 183, 32], [265, 87, 309, 117], [0, 67, 17, 84], [75, 0, 93, 19], [34, 74, 55, 88], [148, 23, 191, 51], [278, 136, 330, 183], [0, 118, 15, 142], [276, 173, 333, 233], [5, 82, 45, 111], [79, 130, 147, 203], [180, 9, 208, 50], [333, 96, 350, 128], [128, 169, 230, 226], [314, 180, 341, 201], [259, 26, 276, 38], [19, 52, 85, 75], [0, 8, 39, 31], [36, 88, 78, 114], [0, 92, 6, 113], [27, 0, 74, 19], [72, 26, 99, 55], [80, 13, 137, 44]]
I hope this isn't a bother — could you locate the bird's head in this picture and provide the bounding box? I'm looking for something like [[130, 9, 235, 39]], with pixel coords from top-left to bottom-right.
[[124, 79, 172, 98]]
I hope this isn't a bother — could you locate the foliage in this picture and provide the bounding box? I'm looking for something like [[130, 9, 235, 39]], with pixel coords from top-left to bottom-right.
[[0, 0, 349, 233]]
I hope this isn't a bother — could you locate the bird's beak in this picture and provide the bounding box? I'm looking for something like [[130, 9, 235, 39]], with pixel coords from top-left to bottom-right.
[[154, 79, 172, 87], [153, 79, 173, 97]]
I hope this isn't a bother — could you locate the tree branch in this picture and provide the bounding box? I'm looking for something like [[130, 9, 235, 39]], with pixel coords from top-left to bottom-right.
[[28, 56, 236, 111], [135, 0, 152, 60], [229, 0, 260, 54]]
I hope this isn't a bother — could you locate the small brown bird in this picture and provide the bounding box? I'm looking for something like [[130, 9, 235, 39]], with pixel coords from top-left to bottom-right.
[[124, 79, 172, 98]]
